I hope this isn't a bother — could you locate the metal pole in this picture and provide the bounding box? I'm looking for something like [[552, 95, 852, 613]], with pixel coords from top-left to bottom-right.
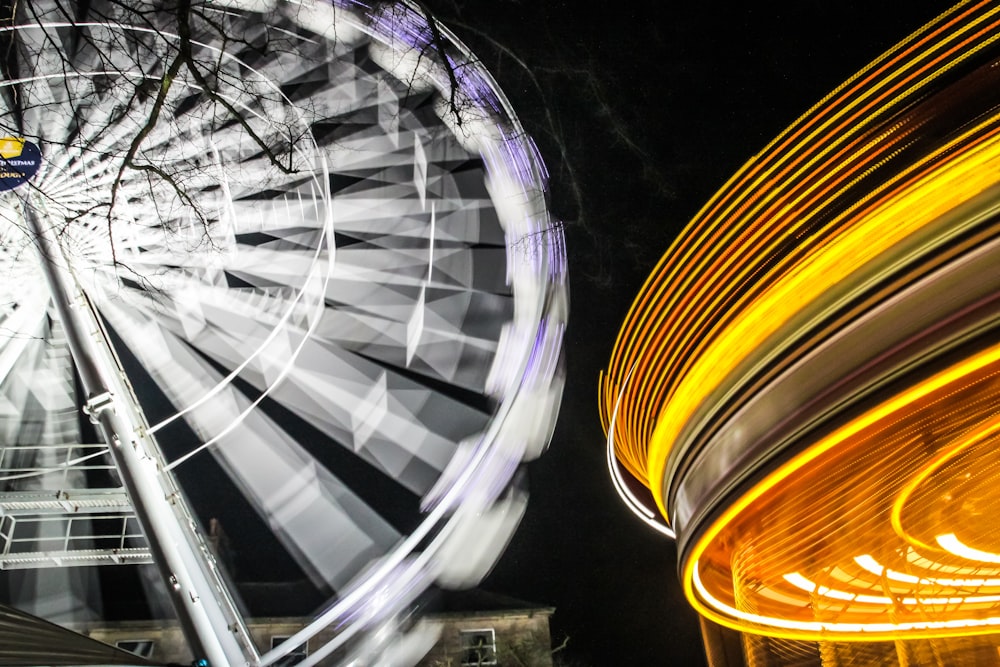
[[22, 200, 257, 666]]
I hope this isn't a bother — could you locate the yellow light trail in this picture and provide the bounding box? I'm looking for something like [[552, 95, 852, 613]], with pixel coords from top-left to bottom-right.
[[683, 343, 1000, 638], [601, 0, 1000, 508], [600, 0, 1000, 640]]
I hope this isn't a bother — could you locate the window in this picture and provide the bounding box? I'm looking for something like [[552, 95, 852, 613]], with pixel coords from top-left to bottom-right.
[[116, 640, 155, 658], [460, 628, 497, 666], [270, 636, 308, 666]]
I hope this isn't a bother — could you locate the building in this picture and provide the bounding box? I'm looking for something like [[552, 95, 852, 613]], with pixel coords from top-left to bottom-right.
[[600, 1, 1000, 665], [73, 591, 554, 667]]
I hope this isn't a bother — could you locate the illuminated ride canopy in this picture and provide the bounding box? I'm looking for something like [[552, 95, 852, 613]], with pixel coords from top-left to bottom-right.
[[600, 0, 1000, 641], [0, 0, 566, 665]]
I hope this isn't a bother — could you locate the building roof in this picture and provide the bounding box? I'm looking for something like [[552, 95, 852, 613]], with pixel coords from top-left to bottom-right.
[[423, 588, 555, 617], [0, 601, 160, 666]]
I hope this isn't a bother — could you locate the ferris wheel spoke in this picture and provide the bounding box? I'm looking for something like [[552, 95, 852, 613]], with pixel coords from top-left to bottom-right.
[[100, 300, 403, 590], [103, 286, 483, 494], [121, 260, 504, 392]]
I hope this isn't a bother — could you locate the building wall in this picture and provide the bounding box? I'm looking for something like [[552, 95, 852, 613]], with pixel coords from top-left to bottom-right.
[[417, 610, 554, 667], [75, 608, 554, 666]]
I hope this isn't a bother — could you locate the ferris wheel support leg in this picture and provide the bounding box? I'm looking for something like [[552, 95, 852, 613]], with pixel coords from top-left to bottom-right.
[[21, 200, 256, 667]]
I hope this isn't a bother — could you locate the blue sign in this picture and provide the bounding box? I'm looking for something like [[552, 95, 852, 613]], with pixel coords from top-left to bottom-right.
[[0, 138, 41, 191]]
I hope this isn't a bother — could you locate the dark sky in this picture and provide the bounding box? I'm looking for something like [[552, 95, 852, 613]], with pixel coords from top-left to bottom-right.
[[422, 2, 955, 664]]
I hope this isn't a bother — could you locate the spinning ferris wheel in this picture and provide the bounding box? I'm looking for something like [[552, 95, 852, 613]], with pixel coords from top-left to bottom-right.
[[0, 0, 567, 664]]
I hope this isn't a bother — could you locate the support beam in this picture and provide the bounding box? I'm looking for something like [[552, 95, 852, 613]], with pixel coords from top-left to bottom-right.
[[22, 200, 257, 666]]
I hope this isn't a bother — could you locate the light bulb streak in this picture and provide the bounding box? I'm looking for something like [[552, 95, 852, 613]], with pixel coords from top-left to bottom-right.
[[692, 562, 1000, 641], [889, 411, 1000, 552], [906, 547, 1000, 577], [602, 0, 1000, 640], [784, 571, 1000, 607], [601, 0, 1000, 507], [937, 533, 1000, 563], [605, 362, 674, 537], [679, 342, 1000, 637], [857, 553, 1000, 587]]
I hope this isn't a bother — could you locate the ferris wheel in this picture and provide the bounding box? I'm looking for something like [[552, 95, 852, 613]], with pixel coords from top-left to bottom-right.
[[0, 0, 567, 664]]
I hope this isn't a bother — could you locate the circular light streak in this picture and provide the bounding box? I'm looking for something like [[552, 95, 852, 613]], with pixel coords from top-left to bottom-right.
[[684, 344, 1000, 639], [601, 0, 1000, 641]]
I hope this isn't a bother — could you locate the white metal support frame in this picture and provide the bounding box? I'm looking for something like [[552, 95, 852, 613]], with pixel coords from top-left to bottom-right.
[[21, 198, 257, 666]]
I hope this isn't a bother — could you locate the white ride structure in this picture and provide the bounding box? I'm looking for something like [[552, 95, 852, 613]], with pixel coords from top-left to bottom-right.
[[0, 0, 567, 664]]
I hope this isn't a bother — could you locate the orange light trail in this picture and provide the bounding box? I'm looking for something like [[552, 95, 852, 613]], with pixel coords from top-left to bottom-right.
[[600, 0, 1000, 639], [684, 343, 1000, 639], [600, 0, 1000, 506]]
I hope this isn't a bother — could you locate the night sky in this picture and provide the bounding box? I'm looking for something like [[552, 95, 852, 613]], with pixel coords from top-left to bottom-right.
[[420, 2, 955, 664]]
